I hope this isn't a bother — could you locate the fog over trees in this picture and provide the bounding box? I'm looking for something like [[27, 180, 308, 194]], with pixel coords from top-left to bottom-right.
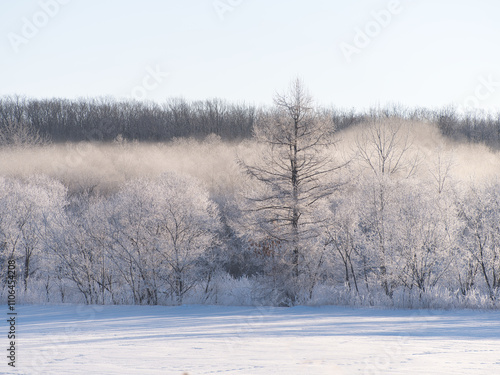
[[1, 83, 500, 308]]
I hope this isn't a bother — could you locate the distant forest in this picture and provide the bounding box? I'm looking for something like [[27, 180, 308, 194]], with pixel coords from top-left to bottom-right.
[[1, 95, 500, 146]]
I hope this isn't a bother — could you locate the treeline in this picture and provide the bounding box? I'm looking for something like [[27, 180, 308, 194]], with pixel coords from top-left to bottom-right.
[[1, 95, 500, 146], [1, 163, 500, 308], [0, 96, 256, 142]]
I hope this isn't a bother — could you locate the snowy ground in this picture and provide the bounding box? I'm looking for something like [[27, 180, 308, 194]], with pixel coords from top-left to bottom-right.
[[3, 304, 500, 375]]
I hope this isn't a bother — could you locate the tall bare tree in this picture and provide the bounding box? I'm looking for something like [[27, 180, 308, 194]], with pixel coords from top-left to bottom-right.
[[240, 79, 344, 302]]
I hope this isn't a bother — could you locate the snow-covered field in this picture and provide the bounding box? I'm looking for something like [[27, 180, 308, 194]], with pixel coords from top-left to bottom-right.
[[4, 304, 500, 375]]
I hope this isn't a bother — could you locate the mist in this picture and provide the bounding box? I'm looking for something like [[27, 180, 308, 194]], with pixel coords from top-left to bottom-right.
[[1, 120, 499, 194]]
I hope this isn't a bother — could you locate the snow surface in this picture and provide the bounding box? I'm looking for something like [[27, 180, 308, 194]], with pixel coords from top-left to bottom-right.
[[3, 304, 500, 374]]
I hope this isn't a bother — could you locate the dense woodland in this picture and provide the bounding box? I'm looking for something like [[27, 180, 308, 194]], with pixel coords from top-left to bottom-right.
[[1, 94, 500, 147], [2, 84, 500, 308]]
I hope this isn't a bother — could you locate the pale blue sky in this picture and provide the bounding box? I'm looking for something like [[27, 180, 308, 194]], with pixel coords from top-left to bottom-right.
[[1, 0, 499, 111]]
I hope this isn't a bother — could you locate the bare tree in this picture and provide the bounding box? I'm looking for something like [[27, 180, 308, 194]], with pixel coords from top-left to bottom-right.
[[456, 182, 500, 301], [355, 118, 419, 179], [0, 119, 49, 147], [0, 176, 66, 294], [355, 118, 419, 296], [240, 79, 345, 303], [325, 193, 362, 295], [109, 173, 221, 305], [428, 148, 454, 194]]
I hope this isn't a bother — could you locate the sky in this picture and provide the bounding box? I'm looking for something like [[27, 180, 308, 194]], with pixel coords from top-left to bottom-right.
[[1, 0, 500, 111]]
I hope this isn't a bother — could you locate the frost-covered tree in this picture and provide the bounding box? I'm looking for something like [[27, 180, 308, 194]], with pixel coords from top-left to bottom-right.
[[355, 118, 419, 296], [456, 181, 500, 300], [0, 176, 66, 293], [109, 173, 221, 305], [392, 182, 454, 294], [47, 193, 114, 305], [240, 79, 344, 303], [325, 192, 362, 294]]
